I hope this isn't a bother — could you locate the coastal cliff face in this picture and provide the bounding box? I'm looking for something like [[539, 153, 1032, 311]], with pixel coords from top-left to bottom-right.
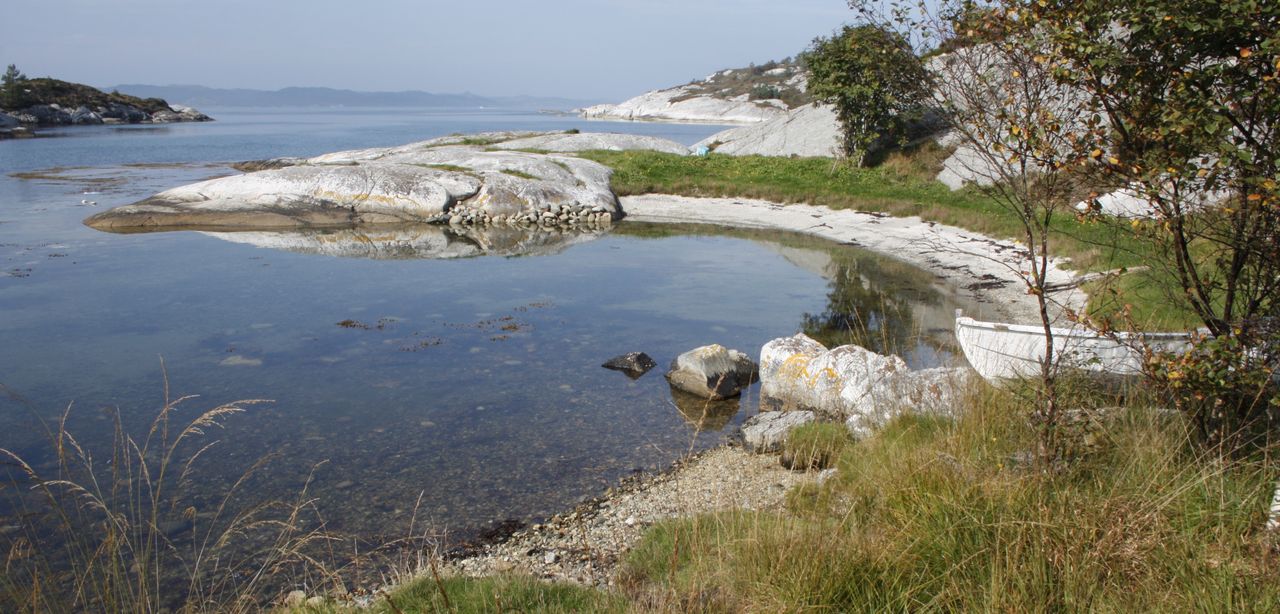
[[0, 77, 211, 134], [579, 58, 811, 124]]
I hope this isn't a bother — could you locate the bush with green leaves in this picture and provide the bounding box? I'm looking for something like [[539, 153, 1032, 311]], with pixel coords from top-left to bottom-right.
[[1150, 333, 1279, 452], [803, 24, 927, 166], [748, 84, 782, 101]]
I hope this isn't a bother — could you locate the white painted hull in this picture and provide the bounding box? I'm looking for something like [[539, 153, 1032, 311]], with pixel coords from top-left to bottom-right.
[[955, 314, 1196, 381]]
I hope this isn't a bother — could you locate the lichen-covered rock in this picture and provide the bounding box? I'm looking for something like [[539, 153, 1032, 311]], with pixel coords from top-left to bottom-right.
[[741, 410, 815, 453], [665, 344, 758, 400], [845, 367, 970, 438], [85, 135, 622, 231], [759, 333, 969, 437]]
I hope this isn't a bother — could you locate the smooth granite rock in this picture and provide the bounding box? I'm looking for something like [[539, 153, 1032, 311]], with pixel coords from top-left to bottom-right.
[[695, 104, 840, 158], [491, 132, 689, 155], [665, 344, 758, 400], [741, 410, 815, 453], [69, 106, 104, 125], [85, 134, 622, 231], [580, 86, 787, 124]]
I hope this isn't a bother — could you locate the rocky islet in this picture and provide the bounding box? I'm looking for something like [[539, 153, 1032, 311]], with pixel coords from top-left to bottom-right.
[[82, 131, 695, 231]]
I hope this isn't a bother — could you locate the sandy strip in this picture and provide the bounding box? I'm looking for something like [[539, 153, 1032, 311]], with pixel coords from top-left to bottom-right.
[[619, 194, 1087, 325]]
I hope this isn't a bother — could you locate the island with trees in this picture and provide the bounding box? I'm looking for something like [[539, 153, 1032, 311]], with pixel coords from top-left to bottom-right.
[[0, 64, 211, 138]]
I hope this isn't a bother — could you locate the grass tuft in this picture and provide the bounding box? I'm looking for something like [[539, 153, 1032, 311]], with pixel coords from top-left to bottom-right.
[[780, 422, 850, 471], [500, 169, 540, 180], [291, 575, 624, 613], [0, 368, 344, 612]]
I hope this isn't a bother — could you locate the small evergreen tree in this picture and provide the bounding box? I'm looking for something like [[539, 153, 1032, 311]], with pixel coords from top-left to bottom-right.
[[1, 64, 28, 109]]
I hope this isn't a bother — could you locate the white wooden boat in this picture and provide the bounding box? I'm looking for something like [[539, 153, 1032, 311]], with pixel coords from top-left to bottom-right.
[[954, 311, 1197, 381]]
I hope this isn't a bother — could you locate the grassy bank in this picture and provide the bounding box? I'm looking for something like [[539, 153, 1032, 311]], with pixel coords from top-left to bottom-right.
[[299, 385, 1278, 612], [579, 148, 1196, 328], [618, 389, 1279, 611]]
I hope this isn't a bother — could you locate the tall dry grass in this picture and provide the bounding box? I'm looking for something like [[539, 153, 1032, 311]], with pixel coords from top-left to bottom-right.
[[618, 383, 1280, 611], [0, 368, 347, 612]]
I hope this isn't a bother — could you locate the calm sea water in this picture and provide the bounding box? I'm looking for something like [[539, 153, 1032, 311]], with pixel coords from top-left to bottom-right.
[[0, 108, 980, 547]]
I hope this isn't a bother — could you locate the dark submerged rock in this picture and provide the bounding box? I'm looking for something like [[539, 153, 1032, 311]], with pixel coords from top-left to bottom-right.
[[602, 351, 657, 378]]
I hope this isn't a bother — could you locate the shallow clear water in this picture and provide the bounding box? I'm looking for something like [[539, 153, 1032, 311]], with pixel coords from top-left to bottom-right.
[[0, 109, 979, 544]]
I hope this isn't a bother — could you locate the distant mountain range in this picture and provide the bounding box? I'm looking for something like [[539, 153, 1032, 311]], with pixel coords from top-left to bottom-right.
[[105, 84, 597, 111]]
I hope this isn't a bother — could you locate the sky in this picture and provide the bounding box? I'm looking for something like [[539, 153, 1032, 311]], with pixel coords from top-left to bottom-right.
[[1, 0, 855, 103]]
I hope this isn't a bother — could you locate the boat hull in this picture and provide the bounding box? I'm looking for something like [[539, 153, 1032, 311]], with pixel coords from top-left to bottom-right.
[[955, 315, 1195, 381]]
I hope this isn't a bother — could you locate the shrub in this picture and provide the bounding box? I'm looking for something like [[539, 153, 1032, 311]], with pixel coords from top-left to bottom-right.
[[748, 84, 782, 101], [1150, 333, 1279, 452], [780, 422, 850, 470]]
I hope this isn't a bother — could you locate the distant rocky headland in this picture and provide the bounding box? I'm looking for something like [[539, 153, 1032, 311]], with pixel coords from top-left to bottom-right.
[[0, 75, 211, 138]]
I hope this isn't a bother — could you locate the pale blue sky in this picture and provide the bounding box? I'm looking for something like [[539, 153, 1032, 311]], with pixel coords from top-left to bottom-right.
[[1, 0, 854, 102]]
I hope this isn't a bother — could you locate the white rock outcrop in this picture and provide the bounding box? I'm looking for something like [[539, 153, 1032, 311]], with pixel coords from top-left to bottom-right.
[[580, 87, 787, 124], [491, 132, 689, 155], [666, 344, 758, 400], [935, 132, 1002, 191], [741, 410, 816, 453], [695, 104, 840, 158], [1073, 182, 1231, 219], [928, 44, 1090, 190], [759, 333, 969, 437], [85, 132, 623, 231]]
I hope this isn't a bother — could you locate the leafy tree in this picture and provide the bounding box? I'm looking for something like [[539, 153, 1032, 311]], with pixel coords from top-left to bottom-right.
[[1, 64, 28, 109], [850, 0, 1279, 450], [1030, 0, 1279, 339], [803, 24, 927, 166], [845, 1, 1108, 460], [1026, 0, 1280, 447]]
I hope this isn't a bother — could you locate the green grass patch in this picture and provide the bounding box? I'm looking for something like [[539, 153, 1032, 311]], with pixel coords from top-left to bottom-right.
[[418, 163, 472, 173], [457, 136, 505, 147], [296, 575, 625, 613], [781, 422, 851, 470], [621, 389, 1280, 611], [500, 168, 540, 180]]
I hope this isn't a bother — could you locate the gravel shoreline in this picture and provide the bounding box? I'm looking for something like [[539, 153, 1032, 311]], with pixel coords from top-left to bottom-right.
[[442, 443, 811, 588]]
